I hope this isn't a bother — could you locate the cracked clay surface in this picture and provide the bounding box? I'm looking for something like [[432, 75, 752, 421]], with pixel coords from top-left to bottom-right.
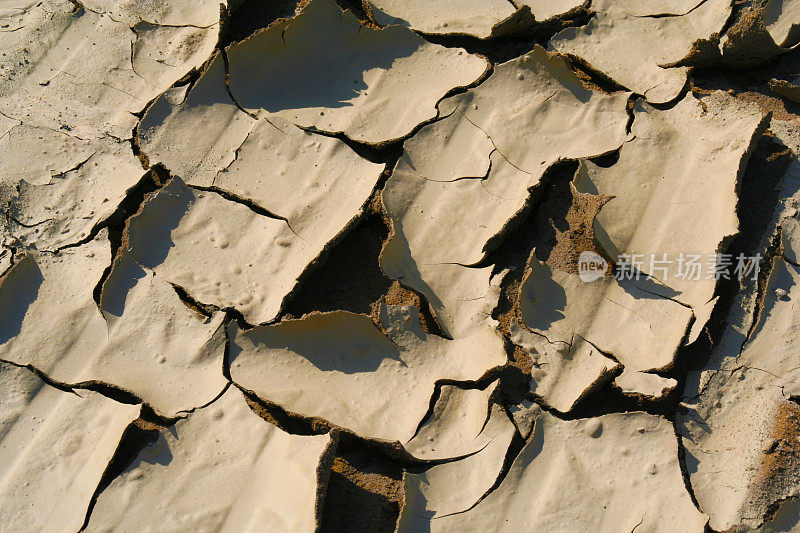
[[1, 0, 800, 531]]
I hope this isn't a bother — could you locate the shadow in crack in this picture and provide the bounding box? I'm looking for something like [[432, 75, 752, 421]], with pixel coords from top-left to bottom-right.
[[0, 255, 43, 344], [517, 259, 567, 331], [285, 213, 392, 317], [226, 0, 423, 113], [626, 274, 682, 301], [320, 436, 403, 533], [125, 178, 193, 270], [99, 253, 148, 319], [231, 312, 404, 374], [131, 432, 174, 468]]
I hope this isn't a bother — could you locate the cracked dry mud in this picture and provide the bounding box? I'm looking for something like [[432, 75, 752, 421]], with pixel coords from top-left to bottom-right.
[[1, 0, 800, 531]]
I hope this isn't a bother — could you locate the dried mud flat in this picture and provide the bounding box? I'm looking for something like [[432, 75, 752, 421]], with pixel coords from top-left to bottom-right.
[[1, 0, 800, 531]]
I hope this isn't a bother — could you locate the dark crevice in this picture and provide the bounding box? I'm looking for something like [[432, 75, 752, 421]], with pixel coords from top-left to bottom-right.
[[297, 126, 405, 165], [430, 367, 509, 399], [79, 411, 168, 531], [746, 229, 783, 340], [274, 171, 445, 337], [0, 359, 179, 424], [414, 2, 593, 64], [188, 183, 296, 228], [634, 0, 714, 18], [239, 385, 336, 437], [275, 186, 392, 319], [675, 430, 705, 512], [168, 281, 220, 318], [219, 0, 298, 47], [59, 164, 168, 255], [71, 380, 143, 406], [3, 212, 50, 229], [320, 433, 404, 533], [531, 381, 681, 420], [89, 166, 169, 308], [219, 49, 258, 119], [560, 52, 631, 94], [283, 212, 392, 318], [130, 122, 151, 168], [646, 76, 693, 109], [0, 358, 78, 395], [334, 0, 376, 26], [65, 0, 83, 14]]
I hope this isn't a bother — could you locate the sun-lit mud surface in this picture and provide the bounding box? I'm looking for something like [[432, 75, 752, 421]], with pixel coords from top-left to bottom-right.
[[1, 0, 800, 531]]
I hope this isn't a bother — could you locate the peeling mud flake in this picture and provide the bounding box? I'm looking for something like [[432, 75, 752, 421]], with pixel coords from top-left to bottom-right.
[[381, 45, 630, 338], [764, 0, 800, 48], [509, 398, 540, 439], [124, 175, 384, 325], [510, 321, 620, 412], [404, 411, 707, 532], [404, 382, 506, 461], [0, 362, 139, 532], [771, 76, 800, 104], [367, 0, 583, 39], [85, 387, 338, 532], [224, 0, 489, 144], [368, 0, 517, 38], [575, 90, 768, 310], [519, 256, 693, 398], [398, 403, 517, 526], [0, 247, 11, 277], [680, 251, 800, 529], [550, 0, 732, 103], [0, 0, 226, 139], [229, 304, 506, 443], [0, 231, 228, 418]]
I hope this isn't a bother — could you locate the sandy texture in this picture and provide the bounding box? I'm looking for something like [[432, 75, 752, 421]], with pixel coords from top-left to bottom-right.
[[86, 386, 338, 532], [550, 0, 731, 103], [229, 304, 506, 443], [403, 411, 708, 532], [381, 45, 629, 338], [0, 231, 227, 417], [0, 362, 139, 532], [3, 0, 800, 530], [226, 0, 489, 144]]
